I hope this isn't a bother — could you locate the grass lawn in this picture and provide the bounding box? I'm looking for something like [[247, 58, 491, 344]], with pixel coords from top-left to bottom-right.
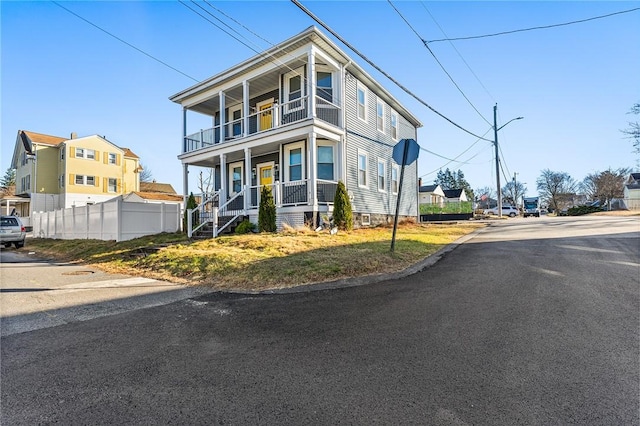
[[25, 222, 485, 292]]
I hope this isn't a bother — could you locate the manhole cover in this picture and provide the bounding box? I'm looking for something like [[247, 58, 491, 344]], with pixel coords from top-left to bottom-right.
[[62, 271, 95, 276]]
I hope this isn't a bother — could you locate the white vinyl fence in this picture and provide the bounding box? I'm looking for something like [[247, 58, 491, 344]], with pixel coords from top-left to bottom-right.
[[32, 199, 181, 242]]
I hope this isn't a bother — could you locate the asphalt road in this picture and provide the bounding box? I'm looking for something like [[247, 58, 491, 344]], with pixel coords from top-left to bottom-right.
[[1, 215, 639, 425]]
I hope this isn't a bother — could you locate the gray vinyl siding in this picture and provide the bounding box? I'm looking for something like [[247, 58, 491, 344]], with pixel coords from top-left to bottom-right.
[[343, 74, 418, 217]]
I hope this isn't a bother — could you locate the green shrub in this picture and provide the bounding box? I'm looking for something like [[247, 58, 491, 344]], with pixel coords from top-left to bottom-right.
[[567, 205, 602, 216], [235, 219, 256, 234], [333, 181, 353, 231], [183, 192, 199, 233], [258, 186, 277, 232]]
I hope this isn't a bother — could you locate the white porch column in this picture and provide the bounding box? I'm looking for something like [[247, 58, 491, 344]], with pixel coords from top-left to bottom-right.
[[220, 154, 227, 202], [242, 80, 250, 137], [308, 49, 316, 118], [244, 147, 251, 211], [219, 91, 226, 143], [182, 163, 189, 204], [182, 107, 188, 153], [309, 132, 317, 208]]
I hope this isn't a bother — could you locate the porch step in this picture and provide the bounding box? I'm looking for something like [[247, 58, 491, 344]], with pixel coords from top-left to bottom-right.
[[191, 216, 246, 239]]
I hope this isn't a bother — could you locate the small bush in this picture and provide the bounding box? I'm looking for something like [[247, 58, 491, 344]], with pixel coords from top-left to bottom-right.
[[183, 192, 199, 233], [235, 219, 256, 234], [567, 205, 602, 216]]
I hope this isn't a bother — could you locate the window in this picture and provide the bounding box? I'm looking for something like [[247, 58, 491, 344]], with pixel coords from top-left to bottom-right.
[[357, 84, 366, 121], [317, 145, 334, 180], [108, 178, 117, 192], [228, 162, 243, 194], [21, 175, 31, 192], [59, 175, 65, 188], [391, 112, 398, 140], [285, 142, 305, 182], [376, 100, 385, 132], [391, 165, 399, 194], [60, 149, 65, 160], [75, 175, 95, 186], [75, 148, 95, 160], [231, 107, 242, 137], [358, 151, 368, 187], [316, 71, 333, 102], [108, 153, 117, 165], [377, 159, 385, 192]]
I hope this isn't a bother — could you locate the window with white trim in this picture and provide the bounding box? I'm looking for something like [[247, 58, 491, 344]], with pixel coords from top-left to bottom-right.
[[317, 144, 334, 181], [376, 100, 385, 132], [377, 159, 386, 192], [316, 71, 333, 102], [108, 153, 117, 165], [108, 178, 117, 193], [75, 148, 95, 160], [60, 149, 65, 160], [391, 165, 399, 194], [358, 151, 368, 187], [285, 142, 305, 181], [75, 175, 95, 186], [391, 111, 398, 140], [228, 162, 243, 194], [357, 84, 367, 121]]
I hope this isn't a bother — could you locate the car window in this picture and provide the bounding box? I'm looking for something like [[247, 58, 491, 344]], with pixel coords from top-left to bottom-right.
[[1, 217, 19, 226]]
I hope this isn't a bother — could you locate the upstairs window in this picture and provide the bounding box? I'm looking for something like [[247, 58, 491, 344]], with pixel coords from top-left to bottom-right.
[[376, 100, 385, 132], [357, 84, 366, 121], [392, 165, 399, 194], [108, 153, 117, 165], [75, 175, 96, 186], [108, 178, 117, 192], [75, 148, 95, 160], [75, 148, 84, 158], [391, 112, 398, 140], [316, 71, 333, 102]]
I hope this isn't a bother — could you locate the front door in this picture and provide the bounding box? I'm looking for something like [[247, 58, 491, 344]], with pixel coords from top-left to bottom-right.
[[257, 100, 273, 131], [258, 164, 273, 187]]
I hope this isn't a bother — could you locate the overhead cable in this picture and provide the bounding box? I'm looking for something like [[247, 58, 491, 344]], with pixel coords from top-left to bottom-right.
[[51, 1, 199, 82], [387, 0, 492, 126], [426, 7, 640, 44], [291, 0, 493, 142]]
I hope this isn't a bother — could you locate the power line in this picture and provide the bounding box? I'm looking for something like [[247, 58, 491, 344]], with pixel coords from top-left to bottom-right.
[[291, 0, 493, 143], [51, 1, 199, 82], [419, 1, 495, 103], [202, 1, 274, 47], [426, 7, 640, 44], [387, 0, 492, 126]]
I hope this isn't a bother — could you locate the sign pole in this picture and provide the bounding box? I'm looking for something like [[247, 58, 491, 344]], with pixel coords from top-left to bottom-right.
[[391, 139, 410, 252]]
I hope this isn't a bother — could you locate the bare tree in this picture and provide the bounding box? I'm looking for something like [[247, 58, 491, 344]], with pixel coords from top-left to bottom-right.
[[582, 168, 629, 209], [139, 163, 154, 183], [197, 168, 215, 195], [536, 169, 577, 212], [621, 102, 640, 158], [474, 186, 494, 209], [501, 181, 527, 206]]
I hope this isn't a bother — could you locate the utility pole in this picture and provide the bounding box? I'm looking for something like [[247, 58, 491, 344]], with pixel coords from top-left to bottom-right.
[[513, 172, 518, 207], [493, 104, 502, 217]]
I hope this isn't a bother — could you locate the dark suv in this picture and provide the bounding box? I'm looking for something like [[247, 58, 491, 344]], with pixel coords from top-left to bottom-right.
[[0, 215, 26, 248]]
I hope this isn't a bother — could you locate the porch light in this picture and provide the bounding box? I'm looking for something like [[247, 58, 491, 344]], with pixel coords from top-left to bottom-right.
[[252, 168, 257, 179]]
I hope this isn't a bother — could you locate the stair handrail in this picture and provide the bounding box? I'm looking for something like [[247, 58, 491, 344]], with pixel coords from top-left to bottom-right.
[[214, 187, 246, 237], [187, 190, 219, 238]]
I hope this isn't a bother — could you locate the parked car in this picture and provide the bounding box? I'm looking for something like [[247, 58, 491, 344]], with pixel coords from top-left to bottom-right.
[[0, 215, 26, 248], [483, 206, 520, 217]]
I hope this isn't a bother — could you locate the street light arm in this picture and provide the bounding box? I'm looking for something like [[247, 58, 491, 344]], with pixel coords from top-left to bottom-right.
[[496, 116, 524, 132]]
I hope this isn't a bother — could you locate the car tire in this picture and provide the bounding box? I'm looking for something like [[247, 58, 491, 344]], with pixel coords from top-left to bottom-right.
[[509, 212, 516, 217], [14, 240, 24, 249]]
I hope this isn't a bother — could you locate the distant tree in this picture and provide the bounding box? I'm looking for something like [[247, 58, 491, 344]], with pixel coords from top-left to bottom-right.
[[435, 168, 473, 200], [502, 181, 527, 206], [332, 181, 353, 231], [139, 163, 154, 183], [0, 167, 16, 190], [621, 102, 640, 162], [582, 168, 629, 209], [197, 168, 215, 195], [536, 169, 577, 212], [258, 185, 276, 232], [474, 186, 494, 209]]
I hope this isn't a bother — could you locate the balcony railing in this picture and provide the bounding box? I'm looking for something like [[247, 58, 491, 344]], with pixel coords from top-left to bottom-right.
[[183, 95, 340, 153]]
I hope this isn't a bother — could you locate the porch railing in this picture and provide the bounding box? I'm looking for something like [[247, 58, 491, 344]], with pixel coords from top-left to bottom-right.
[[187, 191, 219, 238], [183, 95, 341, 154]]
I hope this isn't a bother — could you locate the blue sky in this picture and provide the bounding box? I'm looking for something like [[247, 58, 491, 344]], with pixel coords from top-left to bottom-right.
[[2, 1, 639, 198]]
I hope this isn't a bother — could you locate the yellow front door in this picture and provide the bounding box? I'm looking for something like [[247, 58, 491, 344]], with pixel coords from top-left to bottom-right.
[[259, 102, 273, 131], [259, 165, 273, 186]]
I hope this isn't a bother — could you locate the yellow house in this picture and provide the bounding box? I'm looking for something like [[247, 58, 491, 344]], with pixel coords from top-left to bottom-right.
[[11, 130, 141, 221]]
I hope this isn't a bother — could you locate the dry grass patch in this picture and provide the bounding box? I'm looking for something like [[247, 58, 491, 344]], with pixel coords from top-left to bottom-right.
[[26, 222, 484, 291]]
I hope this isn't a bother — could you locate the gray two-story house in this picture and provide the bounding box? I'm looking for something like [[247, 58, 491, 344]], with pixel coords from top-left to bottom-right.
[[170, 26, 421, 236]]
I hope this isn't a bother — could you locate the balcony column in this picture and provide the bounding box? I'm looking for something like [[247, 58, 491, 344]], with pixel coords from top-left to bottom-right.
[[219, 91, 226, 142], [244, 147, 251, 211], [242, 80, 250, 137], [308, 49, 316, 119], [182, 107, 187, 153], [309, 132, 317, 210], [220, 154, 227, 202]]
